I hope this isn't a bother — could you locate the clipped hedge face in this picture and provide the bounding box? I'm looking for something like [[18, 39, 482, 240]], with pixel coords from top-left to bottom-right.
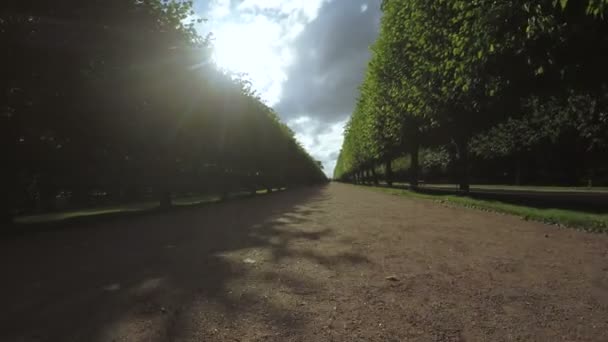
[[334, 0, 608, 187], [1, 0, 326, 218]]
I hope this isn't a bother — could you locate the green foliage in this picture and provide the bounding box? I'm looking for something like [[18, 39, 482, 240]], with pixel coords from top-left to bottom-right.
[[421, 147, 451, 175], [334, 0, 608, 189], [1, 0, 325, 221]]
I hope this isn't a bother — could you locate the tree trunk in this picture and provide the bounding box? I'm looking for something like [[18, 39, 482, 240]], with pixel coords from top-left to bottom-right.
[[71, 187, 90, 208], [159, 190, 172, 209], [0, 184, 14, 230], [38, 181, 57, 213], [587, 169, 594, 188], [370, 166, 379, 185], [157, 148, 173, 208], [0, 175, 16, 225], [514, 156, 522, 186], [0, 199, 14, 226], [2, 137, 18, 226], [410, 140, 420, 190], [220, 190, 229, 200], [585, 149, 595, 188], [385, 159, 393, 187], [456, 138, 470, 192]]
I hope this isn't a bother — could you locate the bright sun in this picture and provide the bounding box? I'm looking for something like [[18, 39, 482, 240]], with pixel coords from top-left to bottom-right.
[[211, 18, 292, 105]]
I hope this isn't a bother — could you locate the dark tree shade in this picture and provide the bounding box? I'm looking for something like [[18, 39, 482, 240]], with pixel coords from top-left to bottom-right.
[[334, 0, 608, 189], [1, 0, 326, 222]]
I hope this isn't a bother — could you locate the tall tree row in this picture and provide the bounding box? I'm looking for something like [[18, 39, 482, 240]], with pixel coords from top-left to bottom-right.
[[1, 0, 326, 223], [334, 0, 608, 189]]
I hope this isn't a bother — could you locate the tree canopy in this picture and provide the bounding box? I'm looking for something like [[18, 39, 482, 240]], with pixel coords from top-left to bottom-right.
[[1, 0, 326, 222], [334, 0, 608, 189]]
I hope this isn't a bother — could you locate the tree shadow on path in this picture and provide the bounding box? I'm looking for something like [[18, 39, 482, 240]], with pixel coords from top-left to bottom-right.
[[0, 185, 367, 341]]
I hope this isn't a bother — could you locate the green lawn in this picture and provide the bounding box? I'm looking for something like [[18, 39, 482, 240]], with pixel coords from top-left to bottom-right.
[[391, 182, 608, 193], [14, 202, 158, 224], [366, 185, 608, 233], [14, 188, 284, 225]]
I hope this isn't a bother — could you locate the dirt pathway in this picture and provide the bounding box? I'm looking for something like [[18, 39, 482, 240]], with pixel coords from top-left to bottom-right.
[[1, 183, 607, 341]]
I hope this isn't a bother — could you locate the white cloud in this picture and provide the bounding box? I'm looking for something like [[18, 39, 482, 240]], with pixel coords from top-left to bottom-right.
[[194, 0, 369, 176], [211, 16, 290, 104], [289, 116, 347, 177], [238, 0, 328, 22], [201, 0, 329, 105], [208, 0, 231, 18]]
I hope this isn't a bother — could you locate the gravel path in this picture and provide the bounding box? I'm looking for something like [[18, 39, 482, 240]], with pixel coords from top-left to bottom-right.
[[1, 183, 607, 341]]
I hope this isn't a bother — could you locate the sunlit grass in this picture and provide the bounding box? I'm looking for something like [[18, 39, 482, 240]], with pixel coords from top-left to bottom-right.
[[14, 203, 157, 224], [14, 189, 286, 225], [391, 182, 608, 193], [172, 195, 222, 206], [363, 185, 608, 233]]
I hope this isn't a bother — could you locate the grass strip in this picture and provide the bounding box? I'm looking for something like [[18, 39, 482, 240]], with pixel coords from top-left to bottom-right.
[[14, 188, 285, 225], [364, 185, 608, 233]]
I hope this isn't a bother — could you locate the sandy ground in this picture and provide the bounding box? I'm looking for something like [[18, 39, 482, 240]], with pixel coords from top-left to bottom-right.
[[1, 183, 607, 341]]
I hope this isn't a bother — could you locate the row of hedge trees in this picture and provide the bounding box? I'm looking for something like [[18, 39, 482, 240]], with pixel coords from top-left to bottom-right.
[[333, 0, 608, 189], [1, 0, 326, 223]]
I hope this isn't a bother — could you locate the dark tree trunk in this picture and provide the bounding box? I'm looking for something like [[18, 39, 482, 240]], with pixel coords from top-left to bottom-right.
[[586, 168, 594, 188], [370, 166, 379, 185], [220, 190, 229, 200], [124, 185, 141, 203], [0, 192, 14, 232], [585, 150, 595, 188], [159, 190, 172, 209], [456, 138, 470, 192], [71, 187, 90, 208], [0, 202, 13, 226], [157, 149, 173, 209], [410, 140, 420, 190], [514, 156, 522, 186], [38, 181, 57, 212], [0, 156, 17, 225], [219, 172, 232, 200], [385, 159, 393, 187], [2, 135, 18, 226]]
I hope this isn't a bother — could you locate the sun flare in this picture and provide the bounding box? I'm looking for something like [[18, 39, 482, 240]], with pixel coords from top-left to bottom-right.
[[211, 18, 292, 105]]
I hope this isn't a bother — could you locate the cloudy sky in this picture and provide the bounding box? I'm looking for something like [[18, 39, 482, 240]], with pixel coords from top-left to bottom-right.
[[192, 0, 382, 176]]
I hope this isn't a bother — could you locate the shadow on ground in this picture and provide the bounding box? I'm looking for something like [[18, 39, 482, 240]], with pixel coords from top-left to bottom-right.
[[0, 185, 364, 341]]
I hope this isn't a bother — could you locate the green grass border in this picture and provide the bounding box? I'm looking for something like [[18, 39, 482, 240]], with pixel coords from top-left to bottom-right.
[[12, 188, 286, 226], [360, 185, 608, 233], [391, 182, 608, 193]]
